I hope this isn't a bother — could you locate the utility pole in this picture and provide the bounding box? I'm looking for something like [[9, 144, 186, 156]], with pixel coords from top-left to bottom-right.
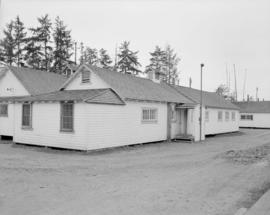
[[74, 42, 77, 65], [200, 63, 204, 142], [243, 69, 247, 101], [114, 44, 118, 71], [233, 64, 237, 101]]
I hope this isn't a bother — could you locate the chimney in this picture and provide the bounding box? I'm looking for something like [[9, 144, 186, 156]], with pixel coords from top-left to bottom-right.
[[189, 77, 192, 88], [148, 71, 161, 83]]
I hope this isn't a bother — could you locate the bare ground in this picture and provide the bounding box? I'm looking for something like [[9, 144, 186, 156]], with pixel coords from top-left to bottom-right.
[[0, 129, 270, 215]]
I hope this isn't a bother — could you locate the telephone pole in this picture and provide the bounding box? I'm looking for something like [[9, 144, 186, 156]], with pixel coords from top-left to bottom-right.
[[200, 63, 204, 142]]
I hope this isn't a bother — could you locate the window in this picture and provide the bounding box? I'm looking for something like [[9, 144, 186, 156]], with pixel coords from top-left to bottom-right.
[[241, 114, 253, 121], [142, 108, 158, 123], [22, 103, 32, 128], [61, 102, 74, 131], [81, 69, 90, 83], [205, 111, 209, 122], [0, 104, 8, 117], [225, 111, 229, 121], [218, 111, 223, 121], [232, 112, 235, 121]]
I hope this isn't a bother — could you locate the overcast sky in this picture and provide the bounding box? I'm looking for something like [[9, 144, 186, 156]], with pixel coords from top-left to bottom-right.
[[1, 0, 270, 100]]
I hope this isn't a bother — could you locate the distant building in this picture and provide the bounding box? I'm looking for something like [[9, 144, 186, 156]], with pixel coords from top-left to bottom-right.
[[234, 101, 270, 128]]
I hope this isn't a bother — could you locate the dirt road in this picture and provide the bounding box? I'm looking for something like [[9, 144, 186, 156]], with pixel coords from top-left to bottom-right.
[[0, 129, 270, 215]]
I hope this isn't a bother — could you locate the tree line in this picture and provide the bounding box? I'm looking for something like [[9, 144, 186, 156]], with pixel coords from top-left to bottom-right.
[[0, 15, 180, 84]]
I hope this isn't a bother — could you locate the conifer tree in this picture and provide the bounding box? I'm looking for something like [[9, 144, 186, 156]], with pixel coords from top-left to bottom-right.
[[0, 21, 16, 65], [145, 46, 167, 78], [52, 16, 73, 73], [164, 45, 180, 84], [24, 38, 42, 69], [83, 47, 98, 65], [99, 48, 112, 68], [13, 16, 27, 66], [117, 41, 141, 75], [30, 14, 53, 71]]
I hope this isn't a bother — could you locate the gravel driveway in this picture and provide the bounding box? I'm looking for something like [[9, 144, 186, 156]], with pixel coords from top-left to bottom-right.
[[0, 129, 270, 215]]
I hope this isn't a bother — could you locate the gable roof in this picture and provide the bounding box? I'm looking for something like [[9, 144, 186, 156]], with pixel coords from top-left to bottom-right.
[[171, 85, 239, 110], [234, 101, 270, 113], [7, 66, 67, 95], [13, 88, 125, 105], [61, 64, 194, 104]]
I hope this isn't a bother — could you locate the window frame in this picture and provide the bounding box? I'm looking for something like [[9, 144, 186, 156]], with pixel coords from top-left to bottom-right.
[[21, 103, 32, 129], [240, 114, 253, 121], [60, 102, 74, 132], [0, 104, 8, 117], [218, 111, 223, 122], [141, 108, 158, 123], [81, 69, 90, 83]]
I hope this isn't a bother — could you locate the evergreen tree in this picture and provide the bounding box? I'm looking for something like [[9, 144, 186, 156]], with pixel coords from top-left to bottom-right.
[[52, 16, 73, 73], [164, 45, 180, 84], [13, 16, 27, 66], [83, 47, 98, 65], [145, 46, 167, 78], [0, 21, 16, 65], [30, 14, 53, 71], [99, 48, 112, 68], [117, 41, 141, 75], [24, 38, 42, 69]]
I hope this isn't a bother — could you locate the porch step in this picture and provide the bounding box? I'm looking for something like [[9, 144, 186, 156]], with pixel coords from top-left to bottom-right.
[[174, 134, 195, 141]]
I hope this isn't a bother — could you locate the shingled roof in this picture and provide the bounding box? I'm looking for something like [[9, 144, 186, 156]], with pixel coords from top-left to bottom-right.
[[61, 64, 194, 104], [234, 101, 270, 113], [13, 89, 125, 105], [171, 85, 239, 110], [7, 66, 67, 95]]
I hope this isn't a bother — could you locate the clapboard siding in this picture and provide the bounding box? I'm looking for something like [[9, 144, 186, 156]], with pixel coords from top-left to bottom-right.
[[204, 108, 239, 135], [0, 69, 30, 136], [0, 104, 14, 136], [0, 70, 29, 97], [13, 101, 168, 150], [13, 103, 87, 150], [239, 113, 270, 128], [65, 69, 110, 90]]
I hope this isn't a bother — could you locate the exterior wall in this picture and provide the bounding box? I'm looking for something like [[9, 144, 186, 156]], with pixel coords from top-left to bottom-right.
[[204, 108, 239, 135], [13, 101, 168, 150], [239, 113, 270, 128], [0, 69, 30, 136], [193, 105, 205, 141], [84, 101, 167, 150], [13, 102, 88, 150], [0, 70, 29, 97], [0, 103, 15, 136], [65, 69, 110, 90]]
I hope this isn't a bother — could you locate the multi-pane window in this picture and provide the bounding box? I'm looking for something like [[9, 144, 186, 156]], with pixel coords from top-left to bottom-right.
[[61, 102, 74, 131], [225, 111, 229, 121], [231, 112, 236, 121], [142, 108, 158, 123], [218, 111, 223, 121], [205, 111, 209, 122], [0, 104, 8, 117], [22, 103, 32, 128], [81, 69, 90, 83], [240, 114, 253, 121]]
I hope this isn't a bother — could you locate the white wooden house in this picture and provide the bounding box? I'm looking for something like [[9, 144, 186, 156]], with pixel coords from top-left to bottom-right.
[[234, 101, 270, 128], [172, 86, 240, 136], [1, 64, 240, 150], [0, 66, 67, 138]]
